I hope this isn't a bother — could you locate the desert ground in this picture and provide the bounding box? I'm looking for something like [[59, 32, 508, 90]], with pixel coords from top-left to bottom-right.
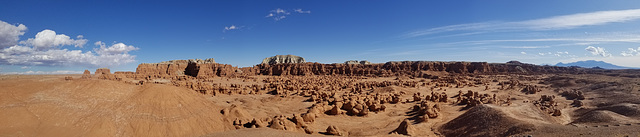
[[1, 57, 640, 137]]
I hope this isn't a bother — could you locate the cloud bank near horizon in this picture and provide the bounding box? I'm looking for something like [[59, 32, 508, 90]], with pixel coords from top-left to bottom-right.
[[0, 20, 139, 68]]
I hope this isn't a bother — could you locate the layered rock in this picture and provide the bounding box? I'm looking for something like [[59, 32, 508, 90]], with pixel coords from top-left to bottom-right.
[[95, 68, 115, 80], [262, 55, 306, 65], [135, 58, 239, 78]]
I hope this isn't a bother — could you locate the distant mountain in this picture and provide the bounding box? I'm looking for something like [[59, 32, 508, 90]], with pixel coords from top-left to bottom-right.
[[555, 60, 636, 69]]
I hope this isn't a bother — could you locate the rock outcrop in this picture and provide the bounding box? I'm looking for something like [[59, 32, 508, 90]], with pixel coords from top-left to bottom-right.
[[344, 60, 371, 65], [81, 70, 91, 79], [135, 58, 239, 78], [95, 68, 115, 80], [325, 125, 343, 136], [391, 119, 416, 136], [262, 55, 306, 65]]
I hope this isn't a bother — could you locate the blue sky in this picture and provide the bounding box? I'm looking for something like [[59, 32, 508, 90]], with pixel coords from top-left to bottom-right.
[[1, 1, 640, 74]]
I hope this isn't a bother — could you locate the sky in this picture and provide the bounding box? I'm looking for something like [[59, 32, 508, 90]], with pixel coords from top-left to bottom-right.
[[1, 0, 640, 74]]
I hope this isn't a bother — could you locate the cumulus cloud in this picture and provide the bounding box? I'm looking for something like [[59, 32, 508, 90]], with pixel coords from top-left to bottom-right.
[[266, 8, 309, 21], [585, 46, 611, 57], [405, 9, 640, 38], [0, 20, 27, 48], [20, 29, 87, 49], [621, 47, 640, 56], [0, 20, 139, 67], [520, 52, 527, 54], [94, 41, 138, 55]]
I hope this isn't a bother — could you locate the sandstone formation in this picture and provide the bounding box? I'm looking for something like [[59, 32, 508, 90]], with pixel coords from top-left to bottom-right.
[[262, 55, 306, 65], [344, 60, 371, 65], [325, 125, 343, 136], [390, 119, 416, 136], [534, 95, 562, 116], [95, 68, 115, 80], [81, 70, 91, 79]]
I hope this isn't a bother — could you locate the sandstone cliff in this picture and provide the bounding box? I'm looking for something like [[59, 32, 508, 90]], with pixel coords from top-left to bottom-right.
[[133, 59, 584, 79], [135, 58, 238, 78], [262, 55, 306, 65]]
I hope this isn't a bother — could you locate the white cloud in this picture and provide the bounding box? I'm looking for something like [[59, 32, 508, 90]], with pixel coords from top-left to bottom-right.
[[294, 9, 311, 14], [266, 8, 310, 21], [536, 51, 571, 57], [225, 25, 237, 30], [20, 66, 30, 69], [585, 46, 611, 57], [405, 9, 640, 38], [274, 8, 289, 15], [20, 29, 87, 49], [94, 41, 138, 55], [0, 20, 27, 48], [620, 47, 640, 56], [265, 13, 274, 17], [1, 70, 83, 75], [0, 45, 137, 67], [223, 25, 242, 32], [0, 20, 139, 68], [520, 52, 527, 54]]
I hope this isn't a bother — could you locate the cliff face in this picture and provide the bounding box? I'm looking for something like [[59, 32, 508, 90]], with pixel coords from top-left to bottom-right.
[[132, 60, 585, 79], [186, 63, 239, 78], [135, 59, 238, 78], [262, 55, 306, 65]]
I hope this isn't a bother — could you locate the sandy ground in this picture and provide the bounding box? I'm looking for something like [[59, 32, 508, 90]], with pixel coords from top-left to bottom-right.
[[1, 73, 639, 137]]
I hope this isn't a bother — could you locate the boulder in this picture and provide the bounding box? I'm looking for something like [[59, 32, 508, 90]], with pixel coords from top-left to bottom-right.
[[326, 105, 340, 115], [325, 125, 343, 136], [390, 119, 416, 136], [302, 113, 316, 123]]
